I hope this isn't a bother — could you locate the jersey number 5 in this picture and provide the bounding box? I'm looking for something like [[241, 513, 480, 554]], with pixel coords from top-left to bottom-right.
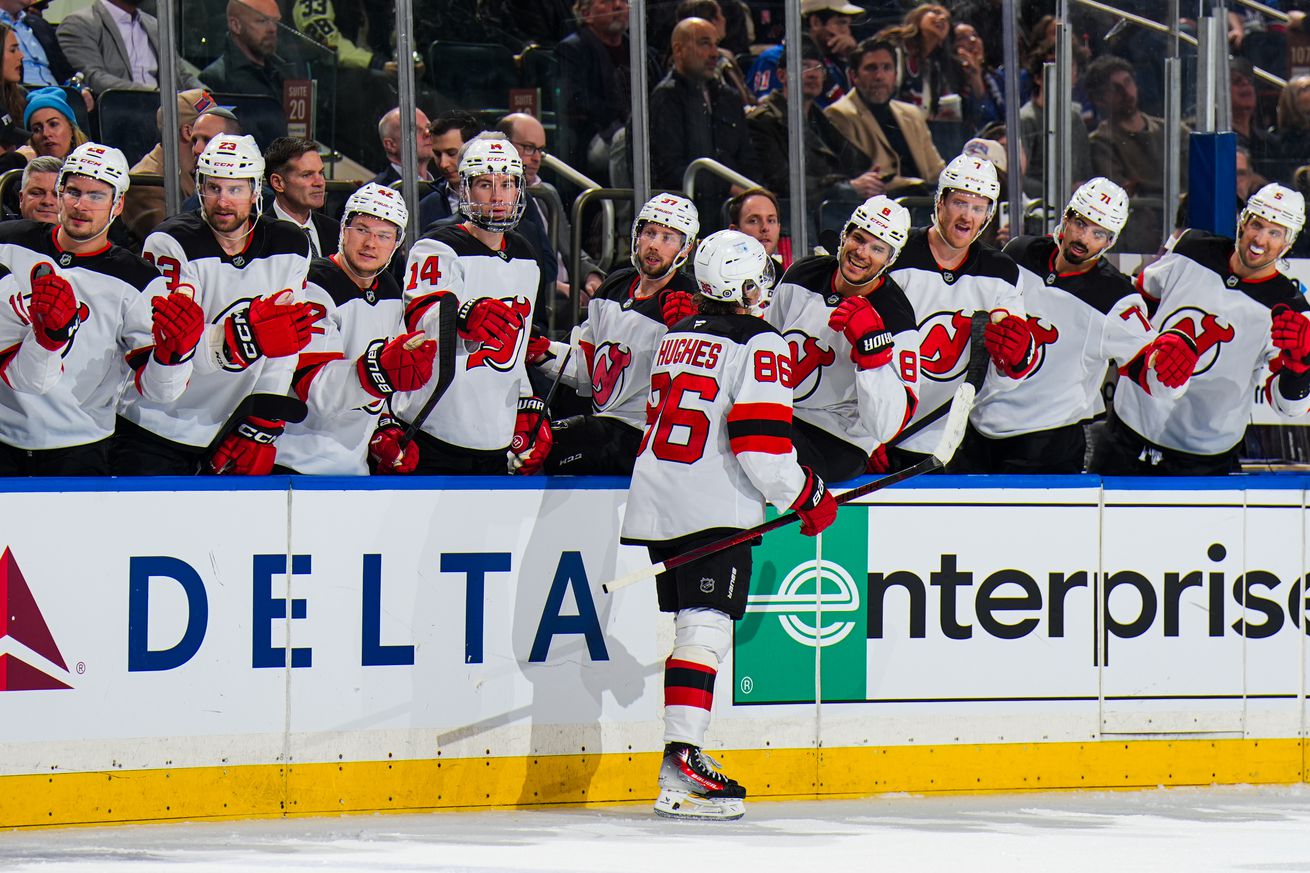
[[406, 255, 442, 291], [640, 371, 719, 464]]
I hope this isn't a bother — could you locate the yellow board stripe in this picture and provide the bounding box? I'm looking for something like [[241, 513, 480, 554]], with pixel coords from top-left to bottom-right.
[[2, 738, 1305, 829]]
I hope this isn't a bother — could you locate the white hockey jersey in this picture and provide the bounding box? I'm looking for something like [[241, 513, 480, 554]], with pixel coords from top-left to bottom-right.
[[1114, 229, 1310, 455], [766, 255, 919, 454], [971, 235, 1155, 438], [0, 220, 187, 450], [621, 314, 807, 547], [392, 224, 538, 452], [888, 228, 1027, 454], [278, 257, 405, 475], [125, 213, 311, 447], [538, 266, 698, 432]]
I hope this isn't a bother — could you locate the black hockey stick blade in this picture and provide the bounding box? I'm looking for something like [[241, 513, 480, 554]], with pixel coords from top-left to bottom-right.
[[398, 292, 459, 450], [199, 393, 310, 474], [510, 346, 572, 472]]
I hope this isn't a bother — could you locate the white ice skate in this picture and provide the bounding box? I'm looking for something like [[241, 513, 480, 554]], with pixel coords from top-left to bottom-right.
[[654, 742, 746, 821]]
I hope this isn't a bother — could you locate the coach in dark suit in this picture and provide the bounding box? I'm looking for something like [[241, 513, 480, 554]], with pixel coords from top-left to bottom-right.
[[56, 0, 202, 95]]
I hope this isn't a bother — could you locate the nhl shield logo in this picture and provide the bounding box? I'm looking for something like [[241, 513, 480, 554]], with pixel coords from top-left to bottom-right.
[[700, 577, 715, 593], [58, 253, 72, 267], [233, 255, 245, 267]]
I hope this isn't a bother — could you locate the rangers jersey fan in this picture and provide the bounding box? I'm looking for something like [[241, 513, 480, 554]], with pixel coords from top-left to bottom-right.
[[0, 221, 185, 449], [1114, 229, 1310, 455]]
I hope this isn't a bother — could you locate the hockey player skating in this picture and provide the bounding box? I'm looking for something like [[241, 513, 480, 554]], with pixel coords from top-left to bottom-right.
[[959, 178, 1199, 473], [529, 193, 700, 475], [119, 133, 322, 475], [885, 153, 1032, 472], [620, 230, 837, 821], [278, 183, 437, 474], [0, 142, 203, 475], [766, 195, 919, 481], [1092, 183, 1310, 475], [393, 132, 549, 475]]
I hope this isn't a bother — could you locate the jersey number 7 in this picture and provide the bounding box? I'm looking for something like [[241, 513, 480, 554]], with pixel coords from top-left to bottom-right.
[[639, 372, 719, 463]]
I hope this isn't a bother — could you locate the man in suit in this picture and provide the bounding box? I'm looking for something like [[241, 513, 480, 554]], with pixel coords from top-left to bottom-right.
[[56, 0, 202, 95], [823, 38, 945, 195], [198, 0, 283, 101], [265, 135, 339, 258], [369, 105, 434, 188], [417, 109, 482, 230]]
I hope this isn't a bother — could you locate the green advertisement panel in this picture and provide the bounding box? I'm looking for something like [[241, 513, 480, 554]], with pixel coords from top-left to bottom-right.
[[733, 505, 869, 704]]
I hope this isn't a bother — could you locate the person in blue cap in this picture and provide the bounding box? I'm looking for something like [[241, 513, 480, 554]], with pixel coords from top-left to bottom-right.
[[19, 85, 84, 161]]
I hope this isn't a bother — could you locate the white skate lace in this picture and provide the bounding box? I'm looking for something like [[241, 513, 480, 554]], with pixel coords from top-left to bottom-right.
[[691, 750, 731, 784]]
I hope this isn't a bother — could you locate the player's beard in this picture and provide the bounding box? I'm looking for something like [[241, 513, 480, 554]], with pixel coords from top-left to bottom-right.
[[638, 249, 675, 280], [1237, 239, 1280, 272], [59, 209, 113, 244], [1061, 237, 1093, 266]]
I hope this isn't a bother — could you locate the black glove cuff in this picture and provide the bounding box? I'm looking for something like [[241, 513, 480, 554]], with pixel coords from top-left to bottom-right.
[[360, 339, 395, 395]]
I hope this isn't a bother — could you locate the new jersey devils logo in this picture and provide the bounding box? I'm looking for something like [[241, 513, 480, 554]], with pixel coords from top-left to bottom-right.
[[784, 330, 835, 401], [918, 310, 974, 381], [591, 341, 633, 409], [1022, 315, 1060, 375], [467, 296, 532, 371], [9, 287, 90, 360], [1161, 307, 1235, 376]]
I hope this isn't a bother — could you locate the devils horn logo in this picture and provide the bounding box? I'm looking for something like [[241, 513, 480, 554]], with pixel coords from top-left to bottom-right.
[[918, 310, 974, 381], [591, 342, 633, 409], [467, 296, 532, 372], [784, 331, 835, 402], [1163, 307, 1235, 377]]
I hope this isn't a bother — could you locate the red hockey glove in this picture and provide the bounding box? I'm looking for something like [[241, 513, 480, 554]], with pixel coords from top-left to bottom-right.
[[1147, 328, 1200, 388], [1272, 305, 1310, 374], [28, 272, 80, 351], [827, 296, 893, 370], [526, 329, 552, 365], [457, 296, 521, 345], [209, 416, 283, 475], [368, 417, 418, 474], [358, 331, 437, 398], [660, 290, 696, 329], [508, 396, 552, 475], [867, 444, 890, 474], [223, 291, 326, 368], [791, 466, 837, 536], [984, 312, 1034, 375], [151, 292, 205, 365]]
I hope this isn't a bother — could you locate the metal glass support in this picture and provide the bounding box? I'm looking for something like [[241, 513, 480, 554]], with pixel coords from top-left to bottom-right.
[[157, 0, 180, 215], [1213, 0, 1232, 132], [1001, 0, 1022, 238], [784, 0, 808, 254], [395, 0, 420, 246], [630, 0, 651, 208], [571, 188, 635, 326], [1042, 62, 1057, 234], [683, 158, 762, 203], [541, 153, 617, 270], [1162, 0, 1182, 246], [1054, 0, 1073, 218], [1198, 16, 1218, 132]]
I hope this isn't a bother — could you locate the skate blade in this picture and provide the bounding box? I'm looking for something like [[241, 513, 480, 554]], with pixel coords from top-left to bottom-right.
[[653, 789, 745, 822]]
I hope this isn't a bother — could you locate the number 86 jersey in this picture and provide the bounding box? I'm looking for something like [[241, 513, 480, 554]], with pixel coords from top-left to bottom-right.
[[621, 313, 808, 547]]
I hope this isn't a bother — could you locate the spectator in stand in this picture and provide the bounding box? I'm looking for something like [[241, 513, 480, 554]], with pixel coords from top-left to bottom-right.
[[674, 0, 752, 108], [747, 40, 870, 211], [0, 22, 27, 128], [176, 106, 244, 215], [824, 38, 945, 196], [497, 112, 571, 321], [1236, 145, 1263, 206], [650, 16, 759, 229], [200, 0, 284, 102], [0, 0, 73, 92], [727, 187, 789, 272], [747, 0, 860, 108], [1018, 54, 1091, 198], [122, 88, 216, 242], [369, 106, 434, 188], [418, 110, 482, 229], [16, 154, 58, 223], [874, 4, 959, 120], [266, 136, 338, 259], [954, 22, 1003, 131], [1084, 54, 1182, 253], [18, 86, 85, 161], [1230, 57, 1276, 180], [1271, 75, 1310, 186], [290, 0, 399, 75], [56, 0, 202, 96]]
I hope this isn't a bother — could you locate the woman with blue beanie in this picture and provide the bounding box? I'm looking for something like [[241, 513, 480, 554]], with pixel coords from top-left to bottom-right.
[[19, 85, 86, 161]]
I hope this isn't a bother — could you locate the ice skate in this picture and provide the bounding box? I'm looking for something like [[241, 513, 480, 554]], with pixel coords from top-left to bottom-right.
[[654, 742, 746, 821]]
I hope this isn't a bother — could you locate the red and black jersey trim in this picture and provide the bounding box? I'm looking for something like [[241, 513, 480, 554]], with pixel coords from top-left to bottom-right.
[[0, 341, 21, 387], [727, 401, 793, 454], [293, 351, 345, 402], [404, 289, 454, 332], [664, 658, 716, 711], [125, 346, 153, 394]]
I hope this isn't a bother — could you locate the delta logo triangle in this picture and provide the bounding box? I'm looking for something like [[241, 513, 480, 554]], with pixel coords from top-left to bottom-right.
[[0, 546, 71, 691]]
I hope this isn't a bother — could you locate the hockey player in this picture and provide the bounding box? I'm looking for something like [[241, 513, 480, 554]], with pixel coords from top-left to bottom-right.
[[765, 196, 919, 481], [959, 178, 1200, 473], [1092, 183, 1310, 475], [278, 183, 437, 475], [886, 153, 1033, 471], [621, 230, 838, 821], [118, 134, 322, 475], [528, 193, 700, 475], [0, 142, 203, 475], [392, 132, 549, 475]]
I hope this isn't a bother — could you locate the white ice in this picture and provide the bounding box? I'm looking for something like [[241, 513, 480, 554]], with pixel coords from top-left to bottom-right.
[[4, 785, 1310, 872]]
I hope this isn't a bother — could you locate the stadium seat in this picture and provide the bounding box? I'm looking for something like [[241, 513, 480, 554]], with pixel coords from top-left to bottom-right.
[[97, 89, 163, 167], [212, 93, 289, 152], [519, 44, 559, 117], [428, 41, 519, 117]]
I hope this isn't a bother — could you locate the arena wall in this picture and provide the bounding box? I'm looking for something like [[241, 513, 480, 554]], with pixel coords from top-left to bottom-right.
[[1, 475, 1308, 828]]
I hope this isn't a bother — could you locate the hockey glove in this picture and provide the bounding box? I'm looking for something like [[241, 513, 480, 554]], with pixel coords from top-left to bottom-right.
[[151, 292, 205, 365], [526, 328, 553, 365], [1271, 304, 1310, 374], [791, 466, 837, 536], [508, 396, 552, 475], [457, 296, 521, 346], [28, 272, 81, 351], [660, 290, 697, 329], [358, 331, 437, 398], [828, 296, 894, 370], [368, 416, 419, 474], [984, 312, 1035, 376], [1147, 328, 1200, 388], [223, 291, 326, 368], [209, 416, 283, 475]]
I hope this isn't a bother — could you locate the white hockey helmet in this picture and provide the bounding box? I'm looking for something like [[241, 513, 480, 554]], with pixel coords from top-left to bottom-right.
[[59, 142, 130, 202], [1063, 177, 1130, 242], [457, 132, 526, 232], [1242, 182, 1306, 247], [342, 182, 409, 241], [630, 192, 700, 275], [841, 195, 911, 268], [693, 229, 774, 306], [196, 133, 265, 182], [935, 152, 1000, 218]]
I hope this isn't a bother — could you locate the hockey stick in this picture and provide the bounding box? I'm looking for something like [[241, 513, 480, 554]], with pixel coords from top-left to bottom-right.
[[510, 345, 572, 471], [201, 392, 310, 474], [397, 292, 460, 451], [602, 380, 976, 594]]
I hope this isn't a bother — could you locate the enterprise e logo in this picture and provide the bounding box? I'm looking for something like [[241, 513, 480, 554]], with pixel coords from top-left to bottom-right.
[[745, 560, 861, 647], [0, 547, 72, 690]]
